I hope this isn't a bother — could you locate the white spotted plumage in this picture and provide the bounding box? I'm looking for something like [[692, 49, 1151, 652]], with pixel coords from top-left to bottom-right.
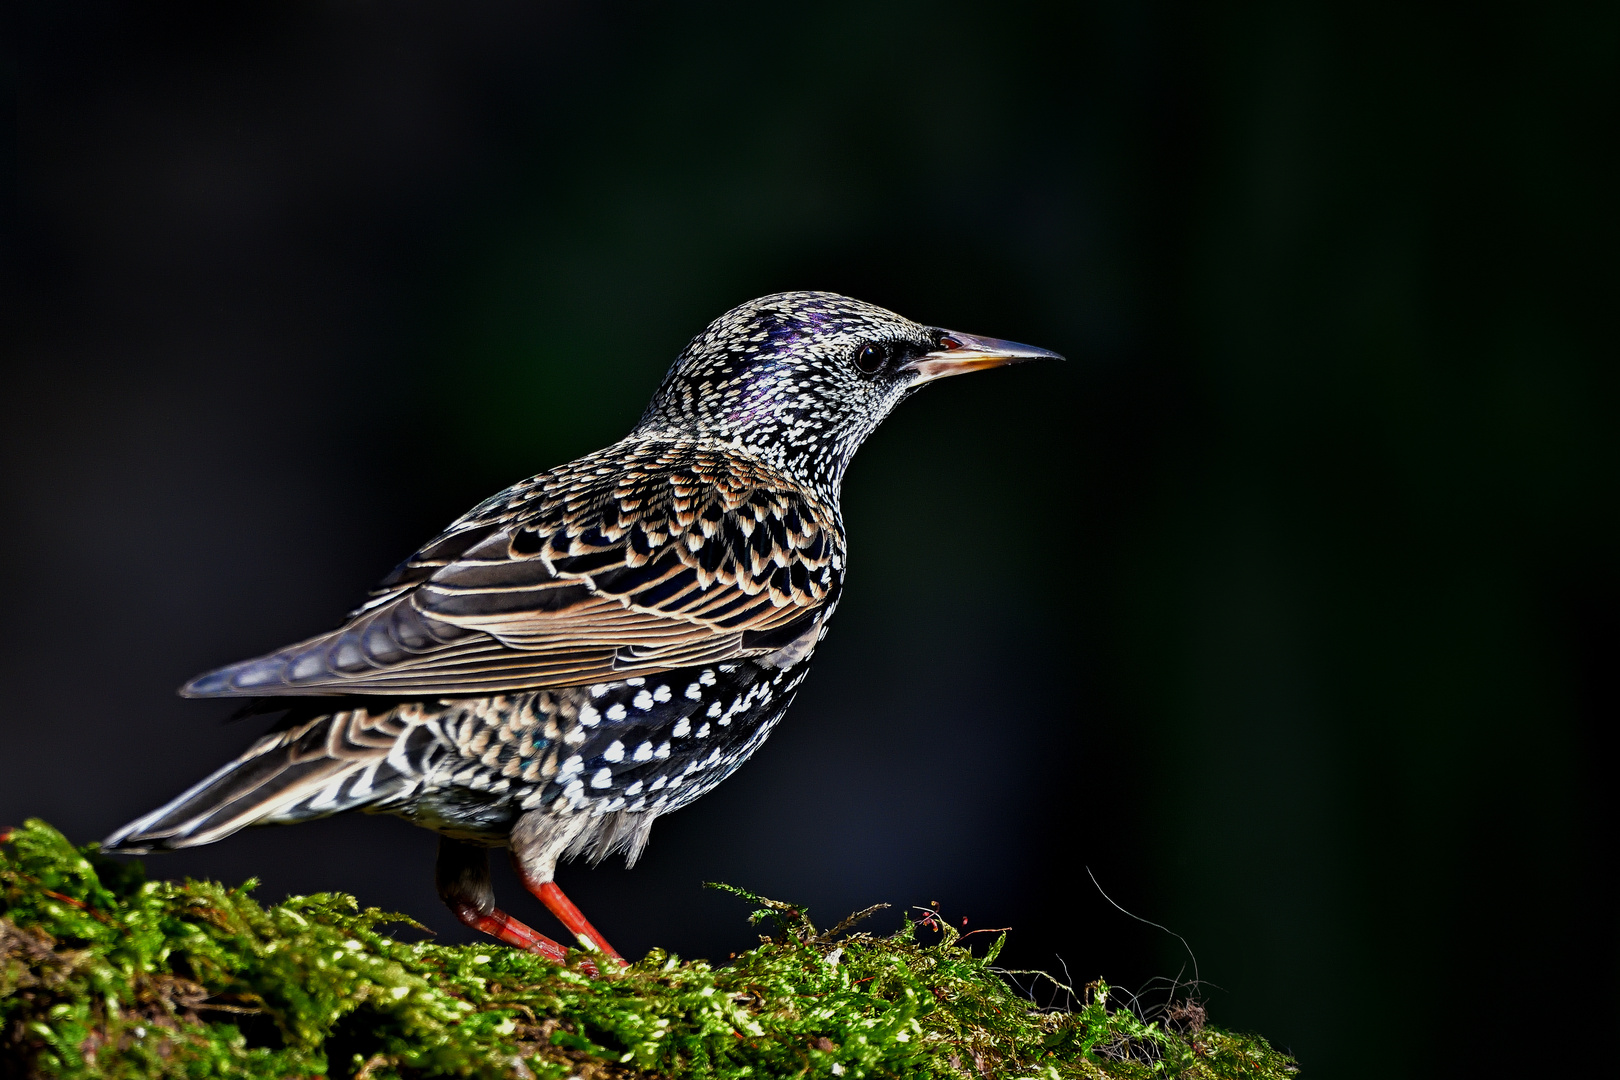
[[101, 291, 1053, 964]]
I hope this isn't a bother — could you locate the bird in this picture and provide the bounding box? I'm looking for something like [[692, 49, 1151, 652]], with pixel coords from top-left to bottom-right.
[[103, 291, 1059, 968]]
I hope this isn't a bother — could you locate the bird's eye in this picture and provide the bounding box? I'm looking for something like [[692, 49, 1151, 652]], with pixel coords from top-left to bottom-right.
[[855, 342, 888, 374]]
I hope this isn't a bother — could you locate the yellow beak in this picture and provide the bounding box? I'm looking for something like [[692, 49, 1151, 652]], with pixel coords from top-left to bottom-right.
[[902, 331, 1064, 384]]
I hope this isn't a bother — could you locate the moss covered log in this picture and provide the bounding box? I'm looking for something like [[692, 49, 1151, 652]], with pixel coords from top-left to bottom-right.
[[1, 821, 1296, 1079]]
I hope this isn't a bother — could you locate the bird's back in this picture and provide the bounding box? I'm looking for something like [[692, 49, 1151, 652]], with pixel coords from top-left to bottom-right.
[[181, 435, 845, 700], [105, 435, 841, 857]]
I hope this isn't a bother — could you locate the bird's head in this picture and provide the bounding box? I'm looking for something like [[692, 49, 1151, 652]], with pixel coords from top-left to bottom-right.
[[635, 291, 1060, 494]]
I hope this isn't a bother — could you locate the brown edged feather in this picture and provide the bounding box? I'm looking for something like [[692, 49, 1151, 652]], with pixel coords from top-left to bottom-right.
[[182, 437, 844, 698]]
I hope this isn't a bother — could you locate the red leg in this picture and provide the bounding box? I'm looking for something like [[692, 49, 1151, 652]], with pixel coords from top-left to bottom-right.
[[520, 876, 626, 965], [446, 901, 569, 962], [436, 836, 601, 974]]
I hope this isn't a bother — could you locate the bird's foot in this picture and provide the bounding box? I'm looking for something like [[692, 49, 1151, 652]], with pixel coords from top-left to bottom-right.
[[450, 903, 567, 961], [449, 902, 612, 975], [526, 878, 627, 968]]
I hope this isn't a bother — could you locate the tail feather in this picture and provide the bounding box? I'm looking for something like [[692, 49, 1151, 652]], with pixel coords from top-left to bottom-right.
[[103, 708, 415, 853]]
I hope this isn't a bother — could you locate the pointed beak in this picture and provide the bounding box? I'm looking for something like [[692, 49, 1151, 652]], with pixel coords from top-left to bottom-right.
[[902, 331, 1064, 384]]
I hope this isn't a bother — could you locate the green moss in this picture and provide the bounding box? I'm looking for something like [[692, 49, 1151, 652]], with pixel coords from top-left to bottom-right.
[[1, 821, 1296, 1079]]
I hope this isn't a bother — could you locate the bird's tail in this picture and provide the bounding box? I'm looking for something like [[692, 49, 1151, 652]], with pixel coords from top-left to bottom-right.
[[102, 705, 419, 853]]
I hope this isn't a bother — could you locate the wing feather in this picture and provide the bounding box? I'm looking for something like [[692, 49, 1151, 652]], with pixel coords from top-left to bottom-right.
[[182, 438, 843, 698]]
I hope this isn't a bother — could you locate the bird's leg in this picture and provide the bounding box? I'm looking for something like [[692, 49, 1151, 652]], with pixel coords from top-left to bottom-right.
[[510, 811, 626, 966], [434, 837, 572, 965], [526, 876, 626, 964]]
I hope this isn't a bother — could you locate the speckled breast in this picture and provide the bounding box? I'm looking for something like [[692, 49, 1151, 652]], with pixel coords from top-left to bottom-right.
[[385, 658, 812, 843]]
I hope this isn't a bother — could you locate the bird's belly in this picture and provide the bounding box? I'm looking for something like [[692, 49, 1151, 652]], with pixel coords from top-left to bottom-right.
[[391, 788, 523, 845], [380, 657, 813, 846]]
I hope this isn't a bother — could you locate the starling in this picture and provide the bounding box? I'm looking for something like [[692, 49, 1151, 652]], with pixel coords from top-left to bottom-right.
[[104, 291, 1058, 967]]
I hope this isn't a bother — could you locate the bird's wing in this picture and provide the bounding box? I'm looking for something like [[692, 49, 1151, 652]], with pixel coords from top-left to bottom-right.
[[182, 438, 843, 698]]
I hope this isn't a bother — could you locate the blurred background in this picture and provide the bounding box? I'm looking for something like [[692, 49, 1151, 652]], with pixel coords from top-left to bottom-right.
[[4, 3, 1614, 1076]]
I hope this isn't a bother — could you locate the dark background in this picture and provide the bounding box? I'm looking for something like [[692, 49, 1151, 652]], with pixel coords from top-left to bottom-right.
[[5, 3, 1615, 1077]]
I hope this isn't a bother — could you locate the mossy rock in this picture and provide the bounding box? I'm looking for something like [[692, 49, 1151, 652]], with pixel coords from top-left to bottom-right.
[[1, 820, 1296, 1078]]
